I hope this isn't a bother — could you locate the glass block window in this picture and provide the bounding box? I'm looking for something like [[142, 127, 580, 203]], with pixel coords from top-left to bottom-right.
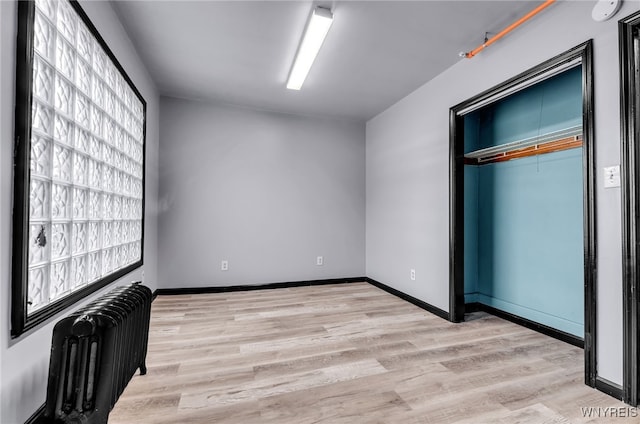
[[11, 0, 145, 336]]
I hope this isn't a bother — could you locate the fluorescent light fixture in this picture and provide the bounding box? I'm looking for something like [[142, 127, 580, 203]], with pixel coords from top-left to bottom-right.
[[286, 7, 333, 90]]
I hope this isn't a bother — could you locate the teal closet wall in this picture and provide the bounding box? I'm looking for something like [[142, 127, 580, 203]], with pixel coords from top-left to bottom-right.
[[464, 117, 480, 302], [463, 66, 584, 337], [466, 66, 583, 153]]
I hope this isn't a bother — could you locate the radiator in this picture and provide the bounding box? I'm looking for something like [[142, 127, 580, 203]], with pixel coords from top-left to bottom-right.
[[44, 282, 152, 424]]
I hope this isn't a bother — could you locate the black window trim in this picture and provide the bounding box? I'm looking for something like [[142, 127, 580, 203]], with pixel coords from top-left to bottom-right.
[[11, 0, 147, 338]]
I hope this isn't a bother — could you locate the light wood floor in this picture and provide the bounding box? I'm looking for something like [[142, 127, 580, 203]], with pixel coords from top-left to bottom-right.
[[109, 282, 628, 423]]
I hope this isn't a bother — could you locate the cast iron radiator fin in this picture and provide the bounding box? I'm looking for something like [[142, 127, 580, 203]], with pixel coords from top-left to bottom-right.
[[43, 282, 152, 424]]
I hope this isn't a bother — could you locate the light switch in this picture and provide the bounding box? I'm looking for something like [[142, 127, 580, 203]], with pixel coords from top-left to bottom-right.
[[603, 165, 620, 188]]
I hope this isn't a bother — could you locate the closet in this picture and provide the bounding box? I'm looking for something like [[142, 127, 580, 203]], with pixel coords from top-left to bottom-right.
[[463, 65, 584, 338]]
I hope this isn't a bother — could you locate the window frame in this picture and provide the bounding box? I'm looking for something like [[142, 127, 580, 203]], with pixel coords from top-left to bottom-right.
[[11, 0, 147, 337]]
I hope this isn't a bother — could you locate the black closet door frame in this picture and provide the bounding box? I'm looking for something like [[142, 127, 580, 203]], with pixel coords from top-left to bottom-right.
[[448, 41, 597, 388], [620, 10, 640, 407]]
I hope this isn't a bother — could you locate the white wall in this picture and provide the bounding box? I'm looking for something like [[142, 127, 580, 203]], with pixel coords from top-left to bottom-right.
[[366, 0, 640, 386], [0, 1, 159, 422], [158, 97, 365, 288]]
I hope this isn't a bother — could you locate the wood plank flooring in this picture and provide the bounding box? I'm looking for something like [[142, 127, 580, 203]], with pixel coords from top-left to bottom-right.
[[109, 283, 628, 423]]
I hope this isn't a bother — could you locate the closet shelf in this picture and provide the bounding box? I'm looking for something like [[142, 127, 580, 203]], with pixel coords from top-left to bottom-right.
[[464, 125, 583, 165]]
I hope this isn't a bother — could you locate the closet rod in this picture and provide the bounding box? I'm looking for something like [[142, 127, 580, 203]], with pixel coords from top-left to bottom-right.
[[464, 125, 583, 165], [465, 125, 582, 159], [467, 136, 582, 165]]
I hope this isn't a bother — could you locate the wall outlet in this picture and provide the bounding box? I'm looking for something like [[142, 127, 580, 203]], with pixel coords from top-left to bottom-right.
[[221, 260, 229, 271], [410, 269, 416, 281], [317, 256, 324, 266], [141, 270, 145, 282]]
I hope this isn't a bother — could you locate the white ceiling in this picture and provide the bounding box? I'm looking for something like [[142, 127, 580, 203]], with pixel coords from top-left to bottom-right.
[[112, 1, 543, 121]]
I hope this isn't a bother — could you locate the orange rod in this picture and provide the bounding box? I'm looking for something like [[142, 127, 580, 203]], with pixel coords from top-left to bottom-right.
[[464, 135, 582, 165], [465, 0, 556, 58]]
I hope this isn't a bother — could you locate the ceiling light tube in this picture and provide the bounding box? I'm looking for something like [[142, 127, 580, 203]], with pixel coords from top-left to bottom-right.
[[286, 7, 333, 90]]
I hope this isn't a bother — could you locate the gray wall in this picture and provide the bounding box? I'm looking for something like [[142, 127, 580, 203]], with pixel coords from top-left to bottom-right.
[[0, 1, 160, 422], [158, 97, 365, 288], [366, 0, 639, 386]]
